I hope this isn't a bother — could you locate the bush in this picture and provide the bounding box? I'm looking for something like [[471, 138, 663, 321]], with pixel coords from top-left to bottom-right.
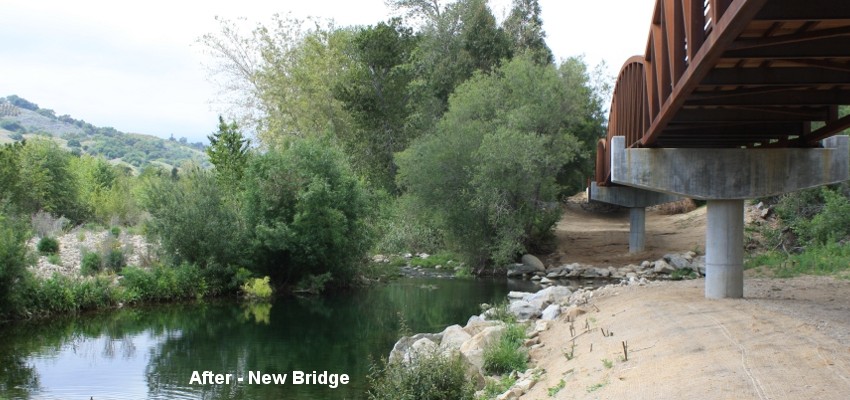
[[81, 252, 102, 276], [242, 137, 373, 286], [368, 350, 475, 400], [241, 276, 273, 300], [142, 167, 245, 268], [0, 213, 30, 317], [483, 323, 528, 375], [120, 263, 208, 302], [37, 236, 60, 254], [104, 248, 125, 272]]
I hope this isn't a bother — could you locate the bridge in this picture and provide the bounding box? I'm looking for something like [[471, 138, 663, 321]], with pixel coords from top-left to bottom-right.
[[590, 0, 850, 298]]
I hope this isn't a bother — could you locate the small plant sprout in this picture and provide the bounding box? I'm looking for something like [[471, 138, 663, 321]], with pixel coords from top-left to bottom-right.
[[602, 358, 613, 369]]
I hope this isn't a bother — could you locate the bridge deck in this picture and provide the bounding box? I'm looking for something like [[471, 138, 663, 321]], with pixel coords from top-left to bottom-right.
[[598, 0, 850, 184]]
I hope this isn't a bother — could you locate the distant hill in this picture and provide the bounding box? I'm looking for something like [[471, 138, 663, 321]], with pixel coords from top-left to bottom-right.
[[0, 95, 209, 171]]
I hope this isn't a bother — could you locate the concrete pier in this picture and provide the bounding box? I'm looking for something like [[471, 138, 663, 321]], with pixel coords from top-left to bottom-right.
[[629, 207, 646, 253], [589, 182, 679, 253], [705, 200, 744, 299], [607, 135, 849, 298]]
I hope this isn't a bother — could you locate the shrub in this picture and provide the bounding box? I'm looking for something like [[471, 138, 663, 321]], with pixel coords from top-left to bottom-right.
[[120, 264, 208, 302], [81, 252, 102, 276], [242, 276, 273, 300], [47, 254, 61, 265], [104, 248, 125, 272], [368, 350, 475, 400], [242, 137, 373, 286], [0, 212, 30, 317], [141, 168, 245, 269], [294, 272, 332, 295], [110, 226, 121, 237], [37, 236, 60, 254], [483, 323, 528, 374]]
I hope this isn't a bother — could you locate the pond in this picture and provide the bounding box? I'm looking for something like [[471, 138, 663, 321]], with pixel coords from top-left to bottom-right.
[[0, 277, 546, 400]]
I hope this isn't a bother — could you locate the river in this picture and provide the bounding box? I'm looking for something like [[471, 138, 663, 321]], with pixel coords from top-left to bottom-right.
[[0, 277, 549, 400]]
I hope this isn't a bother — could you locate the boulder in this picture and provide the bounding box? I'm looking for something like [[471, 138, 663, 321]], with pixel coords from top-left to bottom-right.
[[534, 319, 552, 332], [654, 259, 676, 274], [463, 319, 501, 336], [664, 253, 691, 270], [692, 255, 707, 276], [388, 333, 442, 363], [527, 286, 572, 306], [460, 326, 506, 370], [507, 263, 537, 277], [541, 304, 561, 321], [521, 254, 546, 272], [440, 325, 472, 351], [507, 291, 533, 300], [540, 277, 553, 284], [509, 300, 540, 321]]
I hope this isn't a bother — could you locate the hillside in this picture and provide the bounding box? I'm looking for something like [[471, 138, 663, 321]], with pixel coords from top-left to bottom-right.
[[0, 95, 209, 170]]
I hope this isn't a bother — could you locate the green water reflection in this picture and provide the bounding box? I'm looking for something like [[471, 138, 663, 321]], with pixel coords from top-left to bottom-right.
[[0, 277, 513, 399]]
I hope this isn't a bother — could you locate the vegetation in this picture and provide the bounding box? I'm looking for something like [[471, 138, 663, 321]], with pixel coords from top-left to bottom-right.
[[483, 323, 528, 374], [241, 276, 273, 300], [36, 237, 59, 254], [0, 0, 614, 322], [368, 350, 475, 400], [748, 183, 850, 277]]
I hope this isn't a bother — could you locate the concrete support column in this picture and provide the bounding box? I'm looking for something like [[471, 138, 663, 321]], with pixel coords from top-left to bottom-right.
[[629, 207, 646, 253], [705, 200, 744, 299]]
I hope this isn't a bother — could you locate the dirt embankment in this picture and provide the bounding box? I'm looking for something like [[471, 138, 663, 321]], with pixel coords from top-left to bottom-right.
[[524, 198, 850, 399]]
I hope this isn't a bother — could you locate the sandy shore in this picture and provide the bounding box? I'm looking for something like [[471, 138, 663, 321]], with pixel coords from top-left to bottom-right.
[[521, 276, 850, 399]]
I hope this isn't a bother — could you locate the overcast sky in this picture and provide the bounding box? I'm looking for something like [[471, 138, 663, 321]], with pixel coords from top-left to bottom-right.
[[0, 0, 655, 143]]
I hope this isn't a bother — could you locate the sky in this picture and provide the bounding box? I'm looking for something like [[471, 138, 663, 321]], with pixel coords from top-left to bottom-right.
[[0, 0, 656, 143]]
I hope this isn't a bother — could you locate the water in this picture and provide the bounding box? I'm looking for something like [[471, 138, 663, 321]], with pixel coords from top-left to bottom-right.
[[0, 277, 532, 400]]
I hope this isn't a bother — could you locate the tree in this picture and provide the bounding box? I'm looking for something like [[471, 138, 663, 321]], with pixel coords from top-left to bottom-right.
[[396, 55, 594, 268], [503, 0, 553, 65], [206, 116, 251, 193], [17, 139, 83, 221], [242, 137, 373, 286], [334, 19, 418, 192]]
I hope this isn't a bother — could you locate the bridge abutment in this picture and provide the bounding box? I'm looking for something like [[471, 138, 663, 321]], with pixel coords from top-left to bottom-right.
[[607, 135, 849, 299]]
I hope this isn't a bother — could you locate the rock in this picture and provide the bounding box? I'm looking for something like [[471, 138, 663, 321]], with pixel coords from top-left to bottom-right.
[[531, 275, 542, 281], [403, 253, 413, 259], [521, 254, 546, 272], [388, 333, 442, 363], [527, 286, 572, 307], [540, 277, 553, 284], [665, 253, 691, 270], [466, 314, 484, 326], [541, 304, 561, 320], [509, 300, 540, 320], [640, 260, 651, 269], [507, 291, 533, 300], [507, 263, 537, 277], [463, 320, 501, 336], [654, 259, 676, 274], [596, 268, 612, 278], [534, 319, 552, 332], [435, 265, 442, 270], [410, 337, 437, 354], [516, 377, 536, 392], [692, 255, 707, 276], [440, 325, 472, 351], [460, 326, 506, 370], [418, 253, 430, 259], [523, 337, 540, 346], [371, 254, 389, 263], [546, 271, 560, 279]]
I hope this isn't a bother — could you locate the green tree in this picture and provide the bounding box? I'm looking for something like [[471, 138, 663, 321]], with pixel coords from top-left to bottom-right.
[[503, 0, 553, 65], [0, 142, 24, 210], [18, 139, 83, 221], [397, 55, 591, 268], [0, 211, 30, 317], [207, 116, 251, 193], [142, 168, 246, 268], [334, 19, 418, 192], [242, 137, 373, 286]]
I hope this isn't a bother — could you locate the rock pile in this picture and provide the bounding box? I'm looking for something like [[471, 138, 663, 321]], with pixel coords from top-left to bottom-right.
[[507, 252, 705, 283]]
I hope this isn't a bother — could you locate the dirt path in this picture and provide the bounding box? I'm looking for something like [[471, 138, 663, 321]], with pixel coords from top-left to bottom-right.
[[522, 277, 850, 399], [522, 198, 850, 399], [545, 196, 705, 267]]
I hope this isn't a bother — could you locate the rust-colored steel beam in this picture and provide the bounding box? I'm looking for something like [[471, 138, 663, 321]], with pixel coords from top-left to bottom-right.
[[595, 0, 850, 185]]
